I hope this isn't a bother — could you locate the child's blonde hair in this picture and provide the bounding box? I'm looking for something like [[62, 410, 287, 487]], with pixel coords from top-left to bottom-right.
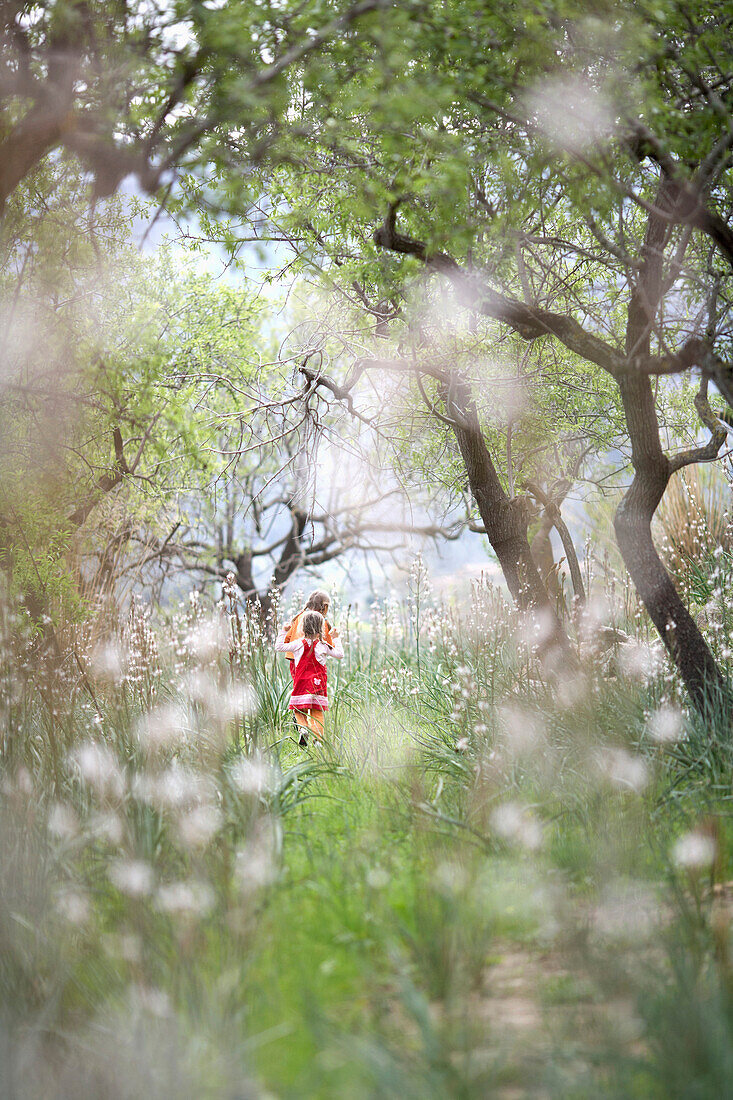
[[305, 590, 330, 615], [302, 610, 325, 639]]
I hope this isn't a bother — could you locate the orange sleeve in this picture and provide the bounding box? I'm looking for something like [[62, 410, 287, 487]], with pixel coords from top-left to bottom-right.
[[282, 612, 304, 659]]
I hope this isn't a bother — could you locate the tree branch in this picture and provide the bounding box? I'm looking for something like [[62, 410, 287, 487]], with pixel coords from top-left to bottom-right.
[[67, 427, 129, 528], [668, 377, 728, 473], [523, 479, 586, 602], [374, 207, 624, 374]]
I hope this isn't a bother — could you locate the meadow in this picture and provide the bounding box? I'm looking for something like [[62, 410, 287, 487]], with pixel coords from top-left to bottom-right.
[[2, 2, 732, 1095], [2, 542, 733, 1100]]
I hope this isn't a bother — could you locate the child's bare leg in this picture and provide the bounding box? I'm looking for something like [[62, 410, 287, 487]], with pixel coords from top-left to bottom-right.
[[307, 710, 325, 742], [291, 709, 324, 746], [292, 709, 310, 746]]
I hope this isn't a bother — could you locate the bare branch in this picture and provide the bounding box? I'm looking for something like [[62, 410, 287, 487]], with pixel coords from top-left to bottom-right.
[[668, 377, 728, 473]]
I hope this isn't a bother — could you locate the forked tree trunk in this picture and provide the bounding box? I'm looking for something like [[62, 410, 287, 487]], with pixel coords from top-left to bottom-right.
[[530, 514, 562, 601], [615, 369, 729, 718], [446, 378, 570, 652], [614, 176, 731, 718]]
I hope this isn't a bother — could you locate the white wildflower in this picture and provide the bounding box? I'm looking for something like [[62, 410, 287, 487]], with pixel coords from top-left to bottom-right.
[[522, 606, 561, 651], [647, 704, 684, 745], [132, 763, 211, 811], [185, 618, 226, 664], [90, 641, 128, 683], [135, 702, 189, 755], [228, 755, 277, 796], [597, 748, 649, 793], [102, 933, 142, 963], [592, 880, 658, 940], [2, 767, 33, 798], [555, 671, 590, 709], [71, 741, 124, 801], [131, 985, 172, 1018], [218, 681, 258, 722], [184, 669, 220, 710], [525, 74, 615, 154], [109, 859, 154, 897], [366, 866, 390, 890], [155, 880, 214, 917], [618, 640, 662, 682], [497, 703, 543, 756], [577, 594, 612, 641], [490, 802, 543, 851], [16, 766, 32, 795], [672, 830, 716, 871], [87, 811, 124, 845], [234, 821, 279, 892], [433, 860, 469, 896], [55, 888, 91, 925], [176, 804, 223, 849], [47, 802, 79, 840]]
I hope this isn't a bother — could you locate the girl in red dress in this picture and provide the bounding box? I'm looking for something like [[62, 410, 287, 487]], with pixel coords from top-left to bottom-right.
[[275, 609, 344, 745]]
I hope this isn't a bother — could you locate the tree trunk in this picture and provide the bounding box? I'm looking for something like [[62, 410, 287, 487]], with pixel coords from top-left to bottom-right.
[[614, 376, 729, 717], [530, 513, 561, 600], [526, 480, 586, 604], [446, 377, 570, 651], [614, 176, 730, 718]]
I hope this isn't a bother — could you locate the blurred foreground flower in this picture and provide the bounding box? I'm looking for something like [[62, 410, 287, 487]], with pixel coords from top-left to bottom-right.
[[136, 702, 189, 755], [130, 984, 173, 1019], [490, 801, 542, 851], [433, 859, 469, 897], [133, 762, 213, 812], [672, 830, 716, 871], [497, 702, 544, 757], [366, 866, 390, 890], [47, 801, 79, 840], [90, 640, 128, 683], [219, 681, 257, 721], [592, 879, 658, 942], [525, 74, 615, 154], [617, 640, 663, 683], [597, 748, 649, 793], [176, 804, 223, 849], [87, 811, 124, 845], [185, 617, 227, 664], [71, 741, 124, 801], [234, 818, 279, 893], [156, 879, 214, 918], [647, 703, 685, 745], [55, 888, 91, 925], [109, 859, 155, 897], [228, 753, 277, 796]]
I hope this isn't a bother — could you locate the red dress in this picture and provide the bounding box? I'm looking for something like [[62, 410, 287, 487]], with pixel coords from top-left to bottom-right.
[[289, 639, 329, 712]]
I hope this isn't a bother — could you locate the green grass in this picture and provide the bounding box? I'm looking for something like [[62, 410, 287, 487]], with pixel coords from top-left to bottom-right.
[[3, 575, 733, 1097]]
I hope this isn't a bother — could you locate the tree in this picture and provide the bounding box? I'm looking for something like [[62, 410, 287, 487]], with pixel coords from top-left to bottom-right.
[[147, 436, 458, 617], [0, 161, 268, 624], [296, 310, 600, 648], [0, 0, 388, 213], [5, 0, 733, 712], [246, 0, 733, 713]]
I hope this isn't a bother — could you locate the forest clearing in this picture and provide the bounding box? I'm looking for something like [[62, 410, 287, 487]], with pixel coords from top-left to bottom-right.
[[1, 1, 733, 1096]]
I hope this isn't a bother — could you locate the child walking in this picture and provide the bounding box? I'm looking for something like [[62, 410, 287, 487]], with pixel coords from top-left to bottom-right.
[[281, 589, 335, 658], [275, 609, 343, 745]]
